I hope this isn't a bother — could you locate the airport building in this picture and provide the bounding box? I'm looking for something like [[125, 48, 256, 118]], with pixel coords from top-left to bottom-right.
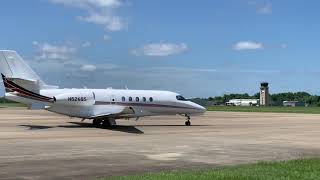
[[283, 101, 305, 107], [260, 82, 270, 106], [226, 99, 260, 106]]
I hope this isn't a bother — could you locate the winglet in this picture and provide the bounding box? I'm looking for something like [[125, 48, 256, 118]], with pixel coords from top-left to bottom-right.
[[1, 73, 5, 80]]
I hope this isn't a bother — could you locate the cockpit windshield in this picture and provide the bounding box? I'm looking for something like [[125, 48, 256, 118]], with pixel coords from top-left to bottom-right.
[[176, 95, 187, 101]]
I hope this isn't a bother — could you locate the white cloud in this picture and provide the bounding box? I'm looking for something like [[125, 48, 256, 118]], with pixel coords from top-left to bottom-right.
[[247, 1, 273, 15], [103, 34, 111, 41], [280, 43, 288, 49], [49, 0, 127, 32], [82, 41, 91, 47], [79, 13, 126, 31], [149, 67, 218, 73], [32, 41, 39, 46], [80, 64, 97, 71], [100, 63, 117, 70], [50, 0, 122, 9], [33, 42, 76, 61], [258, 2, 272, 14], [247, 1, 257, 5], [32, 41, 119, 75], [131, 43, 189, 57], [233, 41, 264, 51]]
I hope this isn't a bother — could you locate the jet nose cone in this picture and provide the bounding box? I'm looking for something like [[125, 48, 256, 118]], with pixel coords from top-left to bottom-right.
[[194, 103, 206, 113], [199, 105, 206, 113]]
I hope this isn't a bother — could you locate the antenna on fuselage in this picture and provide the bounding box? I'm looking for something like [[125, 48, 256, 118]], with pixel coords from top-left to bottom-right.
[[125, 86, 128, 90]]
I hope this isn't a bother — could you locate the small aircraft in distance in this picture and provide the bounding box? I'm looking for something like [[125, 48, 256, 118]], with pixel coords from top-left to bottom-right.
[[0, 50, 206, 127]]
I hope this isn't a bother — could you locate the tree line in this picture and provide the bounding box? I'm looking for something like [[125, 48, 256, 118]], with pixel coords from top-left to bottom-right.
[[205, 92, 320, 106], [0, 97, 17, 103]]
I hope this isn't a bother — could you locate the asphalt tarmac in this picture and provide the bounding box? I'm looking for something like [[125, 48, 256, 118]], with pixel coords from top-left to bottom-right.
[[1, 108, 320, 179]]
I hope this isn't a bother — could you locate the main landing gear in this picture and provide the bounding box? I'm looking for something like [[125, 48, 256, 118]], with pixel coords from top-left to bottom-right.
[[92, 119, 102, 127], [185, 115, 191, 126], [92, 118, 117, 128]]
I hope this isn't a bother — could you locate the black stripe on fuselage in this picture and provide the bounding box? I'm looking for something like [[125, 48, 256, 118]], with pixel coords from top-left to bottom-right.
[[94, 101, 196, 110]]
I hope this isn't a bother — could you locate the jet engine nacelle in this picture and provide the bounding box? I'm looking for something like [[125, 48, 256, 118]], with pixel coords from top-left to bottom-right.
[[53, 92, 95, 106]]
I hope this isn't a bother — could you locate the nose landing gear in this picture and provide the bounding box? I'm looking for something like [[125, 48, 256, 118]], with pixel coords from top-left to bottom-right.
[[185, 115, 191, 126]]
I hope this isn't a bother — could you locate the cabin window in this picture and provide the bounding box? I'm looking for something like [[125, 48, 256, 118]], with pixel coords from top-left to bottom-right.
[[149, 97, 153, 102], [136, 97, 140, 102], [129, 97, 133, 101], [122, 96, 125, 101], [143, 97, 147, 102], [176, 95, 187, 101]]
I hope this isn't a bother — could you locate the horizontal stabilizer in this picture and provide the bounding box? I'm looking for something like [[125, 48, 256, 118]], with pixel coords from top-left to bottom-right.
[[6, 77, 40, 93], [2, 74, 53, 102]]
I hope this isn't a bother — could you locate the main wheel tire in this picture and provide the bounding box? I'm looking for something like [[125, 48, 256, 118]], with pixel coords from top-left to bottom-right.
[[92, 119, 97, 126], [102, 120, 111, 127], [185, 120, 191, 126], [93, 119, 102, 127]]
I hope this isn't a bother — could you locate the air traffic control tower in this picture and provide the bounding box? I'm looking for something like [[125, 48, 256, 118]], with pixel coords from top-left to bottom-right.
[[260, 82, 270, 106]]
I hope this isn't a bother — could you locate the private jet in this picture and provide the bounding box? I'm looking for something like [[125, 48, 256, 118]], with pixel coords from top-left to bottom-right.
[[0, 50, 206, 127]]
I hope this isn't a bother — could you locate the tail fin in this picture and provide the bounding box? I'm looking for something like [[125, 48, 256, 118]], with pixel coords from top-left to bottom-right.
[[0, 50, 57, 93], [0, 50, 43, 82]]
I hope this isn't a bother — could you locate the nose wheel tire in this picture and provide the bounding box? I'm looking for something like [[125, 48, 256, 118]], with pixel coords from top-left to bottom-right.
[[185, 115, 191, 126], [185, 120, 191, 126]]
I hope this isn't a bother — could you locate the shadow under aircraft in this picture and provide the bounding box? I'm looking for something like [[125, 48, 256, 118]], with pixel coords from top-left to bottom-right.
[[19, 122, 144, 134]]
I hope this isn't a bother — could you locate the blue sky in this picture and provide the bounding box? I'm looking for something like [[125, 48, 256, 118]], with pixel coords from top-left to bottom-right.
[[1, 0, 320, 97]]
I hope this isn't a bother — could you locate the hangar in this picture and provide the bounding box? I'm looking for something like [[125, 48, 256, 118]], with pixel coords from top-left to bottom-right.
[[283, 101, 306, 107], [226, 99, 260, 106]]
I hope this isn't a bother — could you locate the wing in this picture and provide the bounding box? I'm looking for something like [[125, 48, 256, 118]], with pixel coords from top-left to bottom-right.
[[90, 105, 135, 119]]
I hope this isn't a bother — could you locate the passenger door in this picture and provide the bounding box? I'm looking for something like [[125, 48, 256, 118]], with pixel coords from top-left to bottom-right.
[[110, 95, 116, 104]]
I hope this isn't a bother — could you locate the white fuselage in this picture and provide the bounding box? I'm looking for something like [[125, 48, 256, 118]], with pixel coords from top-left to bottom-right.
[[6, 88, 206, 119], [0, 50, 206, 124]]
